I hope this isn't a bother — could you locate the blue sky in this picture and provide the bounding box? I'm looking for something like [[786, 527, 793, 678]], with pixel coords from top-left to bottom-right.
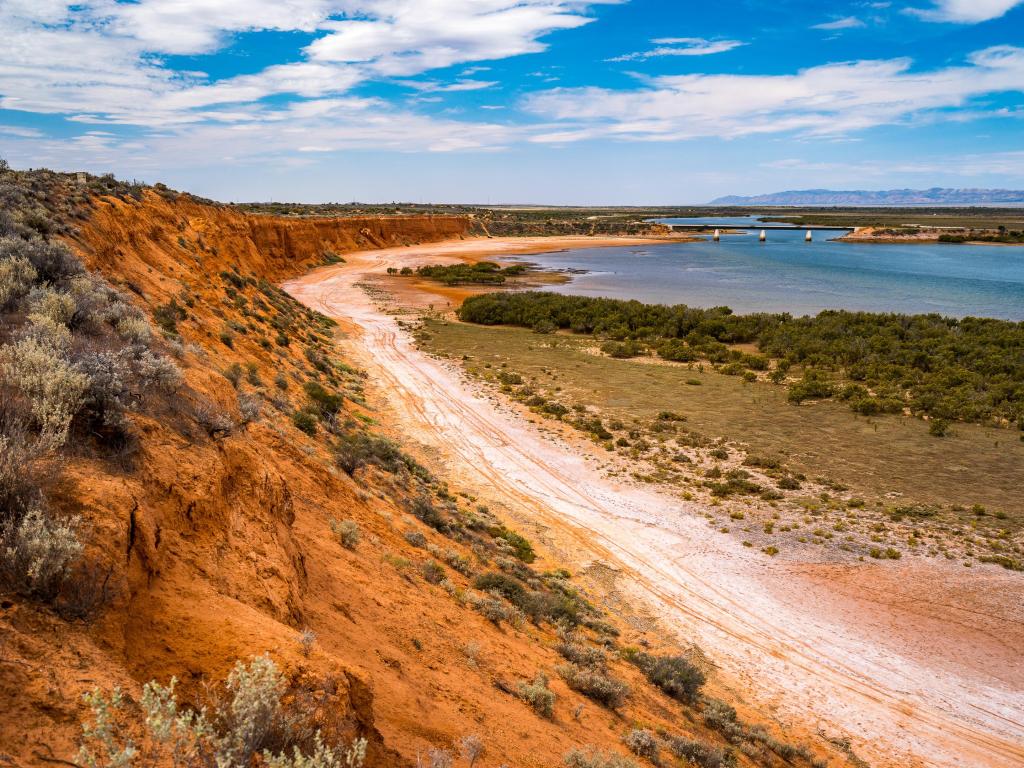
[[1, 0, 1023, 203]]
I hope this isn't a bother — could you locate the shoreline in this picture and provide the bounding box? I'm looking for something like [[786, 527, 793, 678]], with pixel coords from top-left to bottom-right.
[[284, 237, 1024, 768]]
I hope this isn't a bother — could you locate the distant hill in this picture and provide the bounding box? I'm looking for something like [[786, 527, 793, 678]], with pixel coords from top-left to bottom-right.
[[709, 188, 1024, 206]]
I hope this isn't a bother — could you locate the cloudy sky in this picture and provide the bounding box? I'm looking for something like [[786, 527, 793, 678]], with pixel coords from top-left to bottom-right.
[[1, 0, 1023, 203]]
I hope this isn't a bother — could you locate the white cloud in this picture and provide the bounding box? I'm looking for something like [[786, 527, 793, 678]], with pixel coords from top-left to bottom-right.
[[906, 0, 1023, 23], [811, 16, 866, 30], [0, 0, 612, 126], [525, 46, 1024, 143], [0, 125, 44, 138], [607, 37, 744, 62], [307, 1, 618, 76], [111, 0, 336, 55], [395, 79, 499, 92]]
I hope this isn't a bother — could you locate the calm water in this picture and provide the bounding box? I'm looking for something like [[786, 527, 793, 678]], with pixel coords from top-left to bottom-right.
[[519, 219, 1024, 320]]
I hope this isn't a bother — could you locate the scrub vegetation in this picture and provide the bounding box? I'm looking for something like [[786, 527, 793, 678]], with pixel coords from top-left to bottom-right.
[[387, 261, 528, 285], [458, 291, 1024, 428]]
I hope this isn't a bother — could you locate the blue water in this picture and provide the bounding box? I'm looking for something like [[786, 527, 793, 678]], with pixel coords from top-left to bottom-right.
[[519, 219, 1024, 320]]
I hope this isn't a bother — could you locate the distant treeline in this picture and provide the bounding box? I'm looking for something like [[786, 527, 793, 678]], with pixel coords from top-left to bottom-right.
[[457, 292, 1024, 427], [939, 228, 1024, 244], [388, 261, 527, 285]]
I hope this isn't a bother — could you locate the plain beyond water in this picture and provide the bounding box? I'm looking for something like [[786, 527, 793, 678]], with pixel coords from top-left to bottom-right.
[[520, 219, 1024, 321]]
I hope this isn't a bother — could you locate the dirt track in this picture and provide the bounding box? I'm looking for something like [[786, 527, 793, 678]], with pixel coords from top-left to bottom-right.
[[284, 239, 1024, 768]]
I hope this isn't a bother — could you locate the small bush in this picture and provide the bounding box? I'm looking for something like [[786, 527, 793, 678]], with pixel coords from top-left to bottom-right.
[[628, 652, 705, 703], [77, 655, 368, 768], [223, 363, 243, 388], [411, 495, 447, 532], [490, 526, 536, 562], [557, 663, 629, 709], [404, 530, 427, 548], [196, 402, 235, 437], [0, 506, 82, 601], [291, 409, 317, 435], [153, 299, 186, 335], [702, 698, 743, 741], [468, 592, 513, 624], [1, 336, 89, 448], [304, 381, 343, 417], [0, 252, 37, 310], [329, 519, 360, 549], [518, 673, 556, 718], [556, 640, 607, 668], [563, 747, 639, 768], [473, 571, 527, 603], [238, 393, 263, 424], [421, 560, 446, 584], [7, 237, 82, 283], [623, 729, 659, 762], [335, 432, 411, 476], [662, 736, 730, 768]]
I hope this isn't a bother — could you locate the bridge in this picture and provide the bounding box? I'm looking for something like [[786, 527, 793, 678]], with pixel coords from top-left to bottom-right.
[[666, 223, 854, 232]]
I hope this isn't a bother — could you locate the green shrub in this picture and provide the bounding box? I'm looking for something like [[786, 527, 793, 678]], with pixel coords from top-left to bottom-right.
[[557, 663, 629, 709], [626, 652, 705, 703], [303, 381, 343, 417], [291, 410, 317, 435], [490, 526, 536, 562], [787, 370, 834, 404], [518, 673, 556, 718], [411, 495, 447, 532], [153, 299, 186, 335], [335, 432, 411, 476]]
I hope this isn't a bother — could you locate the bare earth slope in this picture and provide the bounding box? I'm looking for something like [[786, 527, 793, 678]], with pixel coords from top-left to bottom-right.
[[285, 242, 1024, 768]]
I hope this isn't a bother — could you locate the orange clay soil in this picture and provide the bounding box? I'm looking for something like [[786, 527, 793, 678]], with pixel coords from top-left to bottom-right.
[[285, 241, 1024, 768], [0, 192, 833, 768]]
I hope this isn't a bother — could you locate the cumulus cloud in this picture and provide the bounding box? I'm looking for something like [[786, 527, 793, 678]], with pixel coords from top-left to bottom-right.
[[307, 0, 618, 76], [525, 46, 1024, 143], [0, 0, 611, 126], [0, 0, 615, 167], [606, 37, 744, 62], [906, 0, 1023, 23]]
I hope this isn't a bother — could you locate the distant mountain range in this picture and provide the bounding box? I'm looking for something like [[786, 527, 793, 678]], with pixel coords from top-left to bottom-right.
[[709, 188, 1024, 206]]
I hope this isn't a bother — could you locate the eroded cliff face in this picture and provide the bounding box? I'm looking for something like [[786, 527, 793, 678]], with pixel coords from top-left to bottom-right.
[[77, 192, 469, 292], [3, 194, 469, 766]]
